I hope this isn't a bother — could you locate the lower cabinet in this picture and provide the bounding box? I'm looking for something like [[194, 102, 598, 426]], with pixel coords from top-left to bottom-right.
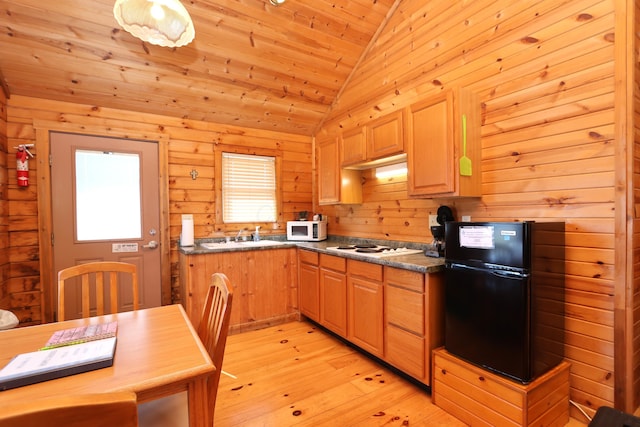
[[296, 249, 445, 386], [347, 260, 384, 358], [298, 250, 320, 321], [319, 254, 348, 336], [385, 267, 444, 385], [180, 248, 298, 332]]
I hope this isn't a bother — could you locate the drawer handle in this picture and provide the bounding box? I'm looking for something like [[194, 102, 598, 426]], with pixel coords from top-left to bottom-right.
[[478, 376, 485, 381]]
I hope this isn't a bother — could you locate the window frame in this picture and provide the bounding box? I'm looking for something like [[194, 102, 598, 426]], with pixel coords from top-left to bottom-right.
[[214, 145, 283, 228]]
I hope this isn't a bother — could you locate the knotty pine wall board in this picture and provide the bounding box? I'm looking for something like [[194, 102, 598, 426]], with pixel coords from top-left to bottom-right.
[[0, 88, 8, 312]]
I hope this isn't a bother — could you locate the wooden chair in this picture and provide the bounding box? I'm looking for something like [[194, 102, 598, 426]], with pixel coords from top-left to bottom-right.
[[58, 261, 140, 321], [138, 272, 234, 427], [0, 391, 138, 427]]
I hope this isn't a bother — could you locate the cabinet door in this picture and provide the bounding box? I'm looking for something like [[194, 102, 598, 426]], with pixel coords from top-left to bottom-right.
[[299, 261, 320, 321], [317, 135, 363, 205], [182, 249, 297, 331], [320, 269, 347, 337], [341, 126, 367, 166], [407, 92, 454, 196], [407, 88, 480, 197], [317, 135, 341, 204], [348, 276, 384, 357], [367, 110, 404, 160]]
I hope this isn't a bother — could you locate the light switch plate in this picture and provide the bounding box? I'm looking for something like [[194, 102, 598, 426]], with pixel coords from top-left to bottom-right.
[[429, 215, 439, 227]]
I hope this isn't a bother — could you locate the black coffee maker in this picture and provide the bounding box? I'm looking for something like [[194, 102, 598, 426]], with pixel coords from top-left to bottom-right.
[[425, 205, 454, 258]]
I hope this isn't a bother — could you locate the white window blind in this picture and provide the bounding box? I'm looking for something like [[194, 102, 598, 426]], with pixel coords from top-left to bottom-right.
[[222, 152, 277, 223]]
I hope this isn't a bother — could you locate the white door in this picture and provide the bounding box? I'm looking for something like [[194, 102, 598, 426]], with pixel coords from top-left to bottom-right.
[[51, 132, 162, 320]]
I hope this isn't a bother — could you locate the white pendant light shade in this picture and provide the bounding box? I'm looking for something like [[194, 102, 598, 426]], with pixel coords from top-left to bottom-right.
[[113, 0, 195, 47]]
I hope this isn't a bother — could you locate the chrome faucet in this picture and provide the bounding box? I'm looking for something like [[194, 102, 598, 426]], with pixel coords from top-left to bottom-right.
[[235, 229, 243, 242]]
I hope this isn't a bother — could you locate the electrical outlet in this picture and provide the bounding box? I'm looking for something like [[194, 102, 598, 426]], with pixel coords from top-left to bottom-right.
[[429, 215, 439, 227], [462, 215, 471, 222]]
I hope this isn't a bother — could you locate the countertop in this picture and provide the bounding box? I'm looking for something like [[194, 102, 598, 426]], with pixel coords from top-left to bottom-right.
[[179, 237, 445, 274]]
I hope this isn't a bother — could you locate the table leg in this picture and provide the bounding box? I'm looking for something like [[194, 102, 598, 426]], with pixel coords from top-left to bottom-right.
[[188, 377, 210, 427]]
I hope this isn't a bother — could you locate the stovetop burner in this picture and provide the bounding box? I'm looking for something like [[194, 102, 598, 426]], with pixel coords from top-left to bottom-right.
[[355, 247, 385, 253], [326, 246, 423, 258]]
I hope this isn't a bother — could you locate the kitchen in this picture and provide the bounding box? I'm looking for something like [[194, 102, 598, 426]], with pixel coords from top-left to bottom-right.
[[0, 0, 634, 424]]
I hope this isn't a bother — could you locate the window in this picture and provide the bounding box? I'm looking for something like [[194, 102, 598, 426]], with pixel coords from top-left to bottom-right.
[[75, 149, 142, 240], [221, 152, 277, 223]]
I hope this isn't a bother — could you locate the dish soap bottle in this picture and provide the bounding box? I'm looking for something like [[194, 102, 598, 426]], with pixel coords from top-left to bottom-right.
[[253, 226, 260, 242]]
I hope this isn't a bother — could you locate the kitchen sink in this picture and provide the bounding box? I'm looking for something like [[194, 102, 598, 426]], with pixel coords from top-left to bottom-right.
[[200, 240, 288, 250]]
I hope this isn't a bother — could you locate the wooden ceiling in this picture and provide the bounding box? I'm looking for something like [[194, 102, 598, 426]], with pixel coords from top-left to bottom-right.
[[0, 0, 398, 135]]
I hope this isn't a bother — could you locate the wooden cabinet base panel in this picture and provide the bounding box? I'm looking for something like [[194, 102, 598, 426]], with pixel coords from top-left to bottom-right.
[[230, 312, 301, 335], [432, 348, 570, 427]]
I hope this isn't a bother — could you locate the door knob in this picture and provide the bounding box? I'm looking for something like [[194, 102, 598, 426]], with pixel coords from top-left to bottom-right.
[[143, 240, 158, 249]]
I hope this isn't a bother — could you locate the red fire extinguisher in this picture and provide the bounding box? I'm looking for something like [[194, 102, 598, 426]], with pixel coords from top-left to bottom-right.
[[16, 144, 34, 187]]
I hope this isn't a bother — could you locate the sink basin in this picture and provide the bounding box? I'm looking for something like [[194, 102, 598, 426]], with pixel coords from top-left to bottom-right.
[[200, 240, 287, 250]]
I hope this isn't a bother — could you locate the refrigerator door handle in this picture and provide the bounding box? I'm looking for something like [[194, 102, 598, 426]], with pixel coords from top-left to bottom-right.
[[491, 270, 529, 280], [448, 262, 528, 279], [447, 262, 487, 272]]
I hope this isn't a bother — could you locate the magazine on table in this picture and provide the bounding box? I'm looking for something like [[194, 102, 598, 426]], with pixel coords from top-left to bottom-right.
[[0, 321, 118, 390]]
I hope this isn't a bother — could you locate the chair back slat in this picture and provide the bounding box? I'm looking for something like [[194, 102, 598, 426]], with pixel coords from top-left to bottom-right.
[[58, 261, 140, 321]]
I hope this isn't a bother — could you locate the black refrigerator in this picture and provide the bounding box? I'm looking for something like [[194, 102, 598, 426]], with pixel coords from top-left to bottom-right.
[[444, 221, 565, 383]]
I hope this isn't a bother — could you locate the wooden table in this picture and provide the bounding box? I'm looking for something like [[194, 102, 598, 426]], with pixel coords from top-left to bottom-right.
[[0, 304, 214, 427]]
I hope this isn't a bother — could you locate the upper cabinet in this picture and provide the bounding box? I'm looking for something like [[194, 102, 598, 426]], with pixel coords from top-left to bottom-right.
[[340, 110, 405, 169], [367, 110, 405, 161], [317, 134, 362, 205], [341, 126, 367, 166], [406, 88, 481, 198]]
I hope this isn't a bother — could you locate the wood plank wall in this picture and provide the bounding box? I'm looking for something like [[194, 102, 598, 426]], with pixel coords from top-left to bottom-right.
[[4, 95, 313, 321], [633, 0, 640, 412], [317, 0, 619, 417], [0, 89, 8, 312]]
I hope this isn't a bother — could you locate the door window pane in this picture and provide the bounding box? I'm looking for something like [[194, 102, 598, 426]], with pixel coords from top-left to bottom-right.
[[75, 150, 142, 240]]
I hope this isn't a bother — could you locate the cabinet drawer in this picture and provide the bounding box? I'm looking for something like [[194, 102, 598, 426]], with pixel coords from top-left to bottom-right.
[[347, 259, 383, 281], [385, 267, 423, 293], [320, 254, 347, 272], [299, 249, 319, 265], [386, 324, 425, 380], [386, 284, 424, 335]]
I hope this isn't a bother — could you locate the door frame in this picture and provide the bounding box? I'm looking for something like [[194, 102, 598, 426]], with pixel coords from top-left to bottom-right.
[[34, 120, 172, 323]]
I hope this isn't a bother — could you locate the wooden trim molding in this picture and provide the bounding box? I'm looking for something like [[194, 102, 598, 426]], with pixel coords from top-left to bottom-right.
[[33, 120, 172, 322], [213, 143, 284, 229], [612, 0, 635, 412]]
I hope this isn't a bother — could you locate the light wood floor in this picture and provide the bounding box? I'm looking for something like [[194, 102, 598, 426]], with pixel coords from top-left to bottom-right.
[[215, 320, 589, 426]]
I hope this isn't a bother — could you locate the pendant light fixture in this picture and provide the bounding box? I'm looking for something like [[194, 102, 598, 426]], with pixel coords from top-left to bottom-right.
[[269, 0, 286, 5], [113, 0, 195, 48]]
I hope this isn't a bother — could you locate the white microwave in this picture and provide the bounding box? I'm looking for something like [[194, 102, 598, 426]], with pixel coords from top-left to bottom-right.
[[286, 220, 327, 241]]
